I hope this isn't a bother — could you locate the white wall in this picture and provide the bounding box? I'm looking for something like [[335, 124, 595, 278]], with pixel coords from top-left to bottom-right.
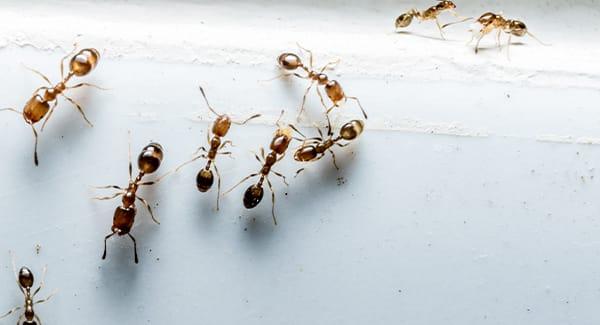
[[0, 0, 599, 324]]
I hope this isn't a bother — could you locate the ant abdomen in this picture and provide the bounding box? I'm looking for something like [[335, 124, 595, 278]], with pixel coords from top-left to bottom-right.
[[294, 146, 318, 162], [18, 267, 34, 289], [112, 206, 136, 234], [23, 97, 50, 123], [340, 120, 364, 141], [509, 20, 527, 36], [69, 48, 100, 76], [138, 143, 164, 174], [243, 184, 264, 208], [278, 53, 303, 70], [395, 13, 414, 28], [196, 169, 214, 192]]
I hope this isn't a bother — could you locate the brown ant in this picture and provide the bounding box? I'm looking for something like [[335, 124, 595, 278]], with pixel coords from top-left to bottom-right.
[[395, 1, 471, 39], [1, 253, 55, 325], [165, 86, 260, 211], [277, 45, 367, 120], [0, 44, 102, 165], [292, 115, 364, 171], [223, 111, 292, 225], [93, 136, 165, 264], [470, 12, 548, 55]]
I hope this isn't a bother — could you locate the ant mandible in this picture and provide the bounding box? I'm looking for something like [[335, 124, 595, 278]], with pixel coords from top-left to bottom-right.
[[277, 45, 368, 120], [224, 111, 292, 225], [0, 44, 102, 165], [395, 1, 471, 39], [470, 12, 548, 56], [93, 136, 165, 264], [292, 115, 364, 171], [0, 253, 55, 325], [165, 86, 260, 211]]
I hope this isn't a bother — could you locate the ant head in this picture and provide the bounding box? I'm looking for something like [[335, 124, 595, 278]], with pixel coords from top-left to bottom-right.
[[18, 267, 34, 289], [212, 115, 232, 137], [438, 0, 456, 9], [138, 143, 164, 174], [278, 53, 303, 70], [270, 127, 292, 155], [509, 20, 527, 36], [243, 184, 264, 209], [196, 169, 214, 192], [23, 321, 38, 325], [395, 13, 413, 28], [340, 120, 364, 141], [70, 48, 100, 77]]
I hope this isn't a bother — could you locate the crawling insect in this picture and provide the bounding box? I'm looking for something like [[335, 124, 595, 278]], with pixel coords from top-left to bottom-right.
[[165, 86, 260, 210], [0, 254, 55, 325], [94, 137, 165, 264], [1, 44, 102, 165], [395, 1, 471, 39], [277, 45, 367, 120], [292, 116, 364, 170], [470, 12, 548, 55], [224, 112, 292, 225]]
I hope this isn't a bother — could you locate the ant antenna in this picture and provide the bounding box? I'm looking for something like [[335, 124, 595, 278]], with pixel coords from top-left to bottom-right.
[[527, 31, 550, 46], [441, 17, 472, 29], [232, 114, 261, 125], [198, 86, 221, 117], [275, 110, 285, 128]]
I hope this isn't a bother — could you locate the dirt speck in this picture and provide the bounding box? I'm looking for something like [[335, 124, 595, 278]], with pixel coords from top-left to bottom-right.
[[337, 177, 346, 186]]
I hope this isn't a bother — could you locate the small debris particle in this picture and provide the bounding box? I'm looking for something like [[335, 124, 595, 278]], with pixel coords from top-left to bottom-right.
[[337, 177, 346, 186], [35, 244, 41, 255]]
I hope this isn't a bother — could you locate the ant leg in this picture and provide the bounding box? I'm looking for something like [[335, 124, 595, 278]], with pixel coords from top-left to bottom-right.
[[219, 140, 233, 150], [328, 149, 340, 170], [319, 59, 341, 73], [34, 290, 56, 305], [252, 151, 263, 164], [21, 64, 52, 85], [346, 96, 368, 119], [507, 34, 512, 60], [474, 33, 485, 54], [290, 124, 307, 139], [222, 173, 259, 196], [34, 315, 42, 325], [128, 233, 139, 264], [16, 314, 25, 325], [260, 147, 266, 160], [92, 185, 124, 190], [296, 43, 314, 70], [33, 264, 47, 296], [294, 168, 305, 178], [30, 124, 40, 166], [276, 151, 286, 162], [218, 151, 233, 159], [260, 72, 307, 83], [435, 17, 446, 40], [67, 82, 108, 90], [0, 306, 21, 320], [214, 163, 222, 211], [297, 81, 315, 120], [62, 94, 93, 127], [496, 29, 502, 49], [136, 195, 160, 225], [272, 170, 289, 186], [315, 86, 329, 111], [266, 177, 278, 226], [92, 191, 124, 201], [102, 232, 116, 260], [40, 101, 58, 132], [60, 43, 78, 79], [148, 154, 207, 185], [9, 251, 25, 294]]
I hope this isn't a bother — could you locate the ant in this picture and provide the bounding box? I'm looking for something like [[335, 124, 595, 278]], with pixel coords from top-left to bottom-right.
[[0, 44, 102, 165], [0, 253, 55, 325], [224, 111, 292, 225], [395, 1, 471, 39], [277, 45, 367, 120], [470, 12, 548, 56], [93, 136, 165, 264], [165, 86, 260, 211], [292, 115, 364, 171]]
